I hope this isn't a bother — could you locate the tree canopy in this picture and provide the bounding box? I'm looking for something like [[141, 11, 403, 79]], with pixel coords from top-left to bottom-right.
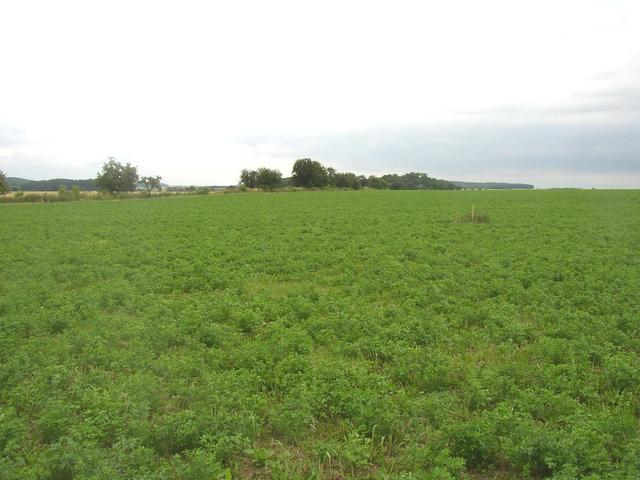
[[96, 158, 139, 193], [255, 168, 282, 190], [240, 168, 282, 190], [140, 176, 163, 196], [365, 175, 389, 189], [291, 159, 329, 188], [0, 169, 10, 195], [332, 172, 362, 189], [240, 169, 258, 188]]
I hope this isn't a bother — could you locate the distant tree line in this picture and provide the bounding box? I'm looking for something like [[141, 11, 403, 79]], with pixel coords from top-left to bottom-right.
[[2, 159, 163, 195], [0, 169, 9, 195], [238, 158, 459, 191], [380, 172, 458, 190]]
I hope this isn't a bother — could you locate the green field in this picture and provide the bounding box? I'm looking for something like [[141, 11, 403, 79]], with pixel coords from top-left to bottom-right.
[[1, 190, 639, 479]]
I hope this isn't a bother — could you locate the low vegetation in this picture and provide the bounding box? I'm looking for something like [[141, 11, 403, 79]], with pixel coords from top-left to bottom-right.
[[1, 189, 638, 479], [458, 205, 490, 224], [0, 189, 212, 204]]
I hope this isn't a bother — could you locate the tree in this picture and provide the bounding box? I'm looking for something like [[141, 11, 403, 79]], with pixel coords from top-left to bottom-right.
[[140, 175, 162, 196], [291, 158, 329, 188], [240, 168, 283, 190], [333, 172, 361, 189], [240, 169, 258, 188], [96, 157, 139, 193], [367, 176, 388, 189], [0, 169, 10, 195], [327, 167, 337, 187], [255, 168, 282, 190]]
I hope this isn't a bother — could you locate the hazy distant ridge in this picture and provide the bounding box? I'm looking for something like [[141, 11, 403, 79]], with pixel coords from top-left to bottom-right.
[[7, 177, 97, 191], [452, 181, 534, 189]]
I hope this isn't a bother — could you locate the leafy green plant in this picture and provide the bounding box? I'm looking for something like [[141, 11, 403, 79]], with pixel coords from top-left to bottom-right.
[[0, 189, 638, 479]]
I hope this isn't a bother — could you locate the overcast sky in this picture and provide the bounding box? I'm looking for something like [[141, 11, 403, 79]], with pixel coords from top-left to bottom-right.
[[1, 0, 639, 187]]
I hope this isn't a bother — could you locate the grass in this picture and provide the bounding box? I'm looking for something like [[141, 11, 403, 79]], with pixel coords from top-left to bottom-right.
[[0, 189, 639, 479], [458, 205, 490, 224]]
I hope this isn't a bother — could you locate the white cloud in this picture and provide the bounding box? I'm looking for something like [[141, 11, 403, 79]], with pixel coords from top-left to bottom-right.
[[1, 0, 640, 186]]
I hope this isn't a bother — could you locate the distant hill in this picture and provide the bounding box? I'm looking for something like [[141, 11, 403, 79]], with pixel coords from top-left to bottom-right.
[[7, 177, 97, 191], [7, 177, 174, 192], [452, 181, 534, 189]]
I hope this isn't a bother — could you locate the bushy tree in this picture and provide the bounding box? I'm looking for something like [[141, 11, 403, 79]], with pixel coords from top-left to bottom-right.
[[240, 168, 283, 190], [333, 172, 361, 189], [367, 176, 388, 189], [291, 159, 329, 188], [140, 175, 162, 196], [327, 167, 337, 187], [0, 169, 10, 195], [96, 157, 139, 193], [256, 168, 282, 190], [240, 169, 258, 188]]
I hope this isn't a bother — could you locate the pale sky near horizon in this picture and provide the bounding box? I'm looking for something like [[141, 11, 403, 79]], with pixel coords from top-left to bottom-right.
[[1, 0, 640, 187]]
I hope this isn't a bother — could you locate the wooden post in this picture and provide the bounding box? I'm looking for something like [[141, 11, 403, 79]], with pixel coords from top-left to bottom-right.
[[471, 204, 475, 222]]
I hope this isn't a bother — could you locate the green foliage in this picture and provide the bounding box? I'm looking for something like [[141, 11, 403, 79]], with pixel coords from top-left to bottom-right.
[[366, 175, 388, 189], [0, 169, 10, 194], [96, 157, 139, 193], [256, 168, 283, 190], [291, 158, 329, 188], [240, 168, 283, 190], [458, 206, 490, 224], [0, 190, 639, 479], [332, 172, 362, 189], [242, 163, 458, 192], [139, 175, 162, 196], [240, 169, 258, 188]]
